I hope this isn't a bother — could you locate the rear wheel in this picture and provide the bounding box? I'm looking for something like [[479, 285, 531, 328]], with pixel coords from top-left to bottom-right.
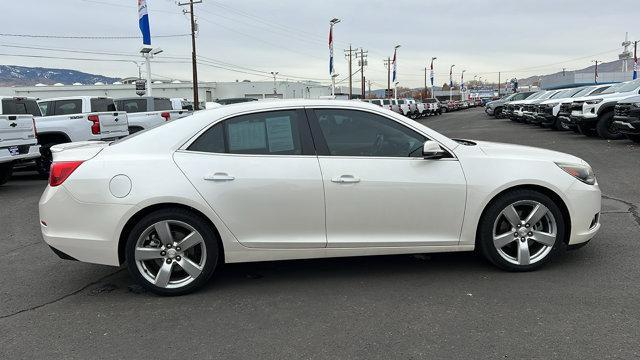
[[125, 208, 220, 296], [596, 111, 624, 140], [35, 143, 56, 178], [0, 163, 13, 185], [478, 189, 566, 271]]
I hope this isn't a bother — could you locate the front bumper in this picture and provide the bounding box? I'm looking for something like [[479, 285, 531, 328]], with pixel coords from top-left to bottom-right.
[[613, 116, 640, 135], [565, 180, 601, 245], [39, 184, 132, 266], [0, 144, 40, 164], [485, 107, 495, 115]]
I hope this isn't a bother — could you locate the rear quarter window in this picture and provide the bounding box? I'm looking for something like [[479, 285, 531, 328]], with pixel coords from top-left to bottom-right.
[[153, 98, 173, 111], [54, 99, 83, 115]]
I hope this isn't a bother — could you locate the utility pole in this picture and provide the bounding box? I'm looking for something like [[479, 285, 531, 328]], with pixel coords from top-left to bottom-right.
[[270, 71, 279, 95], [344, 45, 357, 99], [383, 57, 391, 98], [178, 0, 202, 110], [356, 48, 368, 99]]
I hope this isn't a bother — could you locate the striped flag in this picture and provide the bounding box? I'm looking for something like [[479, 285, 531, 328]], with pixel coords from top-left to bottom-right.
[[461, 72, 465, 91], [633, 41, 638, 80], [328, 25, 334, 75], [138, 0, 151, 45], [430, 58, 434, 86], [392, 48, 397, 83]]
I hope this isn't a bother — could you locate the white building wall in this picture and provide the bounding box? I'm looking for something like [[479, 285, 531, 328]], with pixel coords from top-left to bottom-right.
[[1, 81, 336, 101]]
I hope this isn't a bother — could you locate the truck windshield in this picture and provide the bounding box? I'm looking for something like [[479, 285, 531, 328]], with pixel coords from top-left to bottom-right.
[[91, 98, 117, 112], [1, 98, 42, 116]]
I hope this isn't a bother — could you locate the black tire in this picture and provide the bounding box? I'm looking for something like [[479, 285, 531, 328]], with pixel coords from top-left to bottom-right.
[[125, 208, 220, 296], [477, 189, 566, 272], [441, 107, 448, 113], [0, 163, 13, 185], [554, 118, 566, 131], [35, 143, 57, 178], [626, 134, 640, 143], [577, 123, 597, 137], [595, 111, 624, 140], [494, 107, 503, 118]]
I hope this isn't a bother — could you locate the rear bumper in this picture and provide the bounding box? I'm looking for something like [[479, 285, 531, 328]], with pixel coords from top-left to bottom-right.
[[0, 144, 40, 164], [39, 185, 132, 266]]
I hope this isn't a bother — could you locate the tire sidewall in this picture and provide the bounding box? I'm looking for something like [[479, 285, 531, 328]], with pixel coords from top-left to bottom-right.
[[596, 111, 624, 140], [125, 208, 219, 296], [478, 189, 566, 271]]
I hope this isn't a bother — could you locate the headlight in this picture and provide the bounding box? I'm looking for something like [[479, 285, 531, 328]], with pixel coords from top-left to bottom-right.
[[633, 102, 640, 108], [556, 162, 596, 185], [546, 102, 559, 107], [585, 99, 603, 105]]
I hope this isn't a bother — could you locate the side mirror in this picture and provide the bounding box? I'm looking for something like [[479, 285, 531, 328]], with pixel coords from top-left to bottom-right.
[[422, 140, 446, 159]]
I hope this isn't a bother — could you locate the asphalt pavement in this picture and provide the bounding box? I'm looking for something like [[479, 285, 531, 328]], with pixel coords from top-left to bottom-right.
[[1, 108, 639, 359]]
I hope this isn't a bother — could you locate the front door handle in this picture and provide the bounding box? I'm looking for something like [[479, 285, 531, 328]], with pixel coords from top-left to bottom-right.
[[331, 175, 361, 184], [204, 172, 235, 181]]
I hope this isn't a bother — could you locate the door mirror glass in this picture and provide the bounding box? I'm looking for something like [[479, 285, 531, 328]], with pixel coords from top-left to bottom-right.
[[422, 140, 446, 159]]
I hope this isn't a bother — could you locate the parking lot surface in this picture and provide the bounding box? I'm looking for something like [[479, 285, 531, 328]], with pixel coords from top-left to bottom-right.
[[1, 108, 639, 359]]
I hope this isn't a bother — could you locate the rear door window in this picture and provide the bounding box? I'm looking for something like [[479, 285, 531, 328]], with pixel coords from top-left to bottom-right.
[[54, 99, 83, 115], [90, 98, 117, 112]]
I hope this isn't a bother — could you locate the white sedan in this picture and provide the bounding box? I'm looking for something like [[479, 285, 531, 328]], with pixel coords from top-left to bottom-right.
[[39, 100, 601, 295]]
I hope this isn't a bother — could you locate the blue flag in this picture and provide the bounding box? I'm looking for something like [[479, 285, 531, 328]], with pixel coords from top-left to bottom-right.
[[138, 0, 151, 45]]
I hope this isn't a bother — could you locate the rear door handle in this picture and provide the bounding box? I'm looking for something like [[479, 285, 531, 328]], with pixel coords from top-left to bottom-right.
[[331, 175, 361, 184], [204, 172, 235, 181]]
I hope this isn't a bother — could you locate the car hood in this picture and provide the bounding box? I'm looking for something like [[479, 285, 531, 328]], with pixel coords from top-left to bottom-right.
[[473, 140, 584, 163]]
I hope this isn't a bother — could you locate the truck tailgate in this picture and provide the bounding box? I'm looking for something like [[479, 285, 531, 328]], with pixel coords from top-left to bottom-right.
[[0, 115, 37, 147], [95, 111, 129, 139]]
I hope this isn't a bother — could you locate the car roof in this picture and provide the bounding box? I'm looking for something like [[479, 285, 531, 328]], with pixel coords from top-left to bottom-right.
[[37, 96, 112, 102]]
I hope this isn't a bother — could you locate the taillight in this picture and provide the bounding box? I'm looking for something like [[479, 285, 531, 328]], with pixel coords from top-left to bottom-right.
[[161, 112, 170, 121], [87, 114, 100, 135], [49, 161, 84, 187], [32, 118, 38, 140]]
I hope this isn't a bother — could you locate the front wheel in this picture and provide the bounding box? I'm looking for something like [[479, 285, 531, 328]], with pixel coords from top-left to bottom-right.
[[0, 163, 13, 185], [477, 190, 566, 271], [596, 112, 624, 140], [125, 208, 220, 296]]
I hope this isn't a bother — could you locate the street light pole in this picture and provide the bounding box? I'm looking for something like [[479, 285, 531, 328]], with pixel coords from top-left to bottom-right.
[[270, 71, 279, 95], [449, 64, 455, 102]]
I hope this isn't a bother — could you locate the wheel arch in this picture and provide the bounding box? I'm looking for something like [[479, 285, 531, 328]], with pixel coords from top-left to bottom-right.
[[474, 184, 572, 247], [37, 131, 71, 144], [597, 103, 615, 116], [117, 202, 225, 266]]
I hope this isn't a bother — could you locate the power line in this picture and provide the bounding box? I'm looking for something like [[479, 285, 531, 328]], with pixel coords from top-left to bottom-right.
[[0, 33, 189, 40]]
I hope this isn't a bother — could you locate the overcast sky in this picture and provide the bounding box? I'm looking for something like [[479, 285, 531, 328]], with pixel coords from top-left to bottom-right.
[[1, 0, 637, 88]]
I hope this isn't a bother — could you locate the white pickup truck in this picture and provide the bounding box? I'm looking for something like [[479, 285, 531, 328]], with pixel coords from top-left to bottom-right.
[[0, 97, 41, 185], [115, 96, 192, 134], [36, 96, 129, 175]]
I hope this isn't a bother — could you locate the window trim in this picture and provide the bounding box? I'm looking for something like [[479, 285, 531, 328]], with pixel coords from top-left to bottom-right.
[[181, 108, 317, 157], [305, 107, 456, 160]]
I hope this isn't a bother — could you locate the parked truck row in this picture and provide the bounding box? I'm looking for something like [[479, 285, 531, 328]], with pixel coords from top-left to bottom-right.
[[0, 95, 193, 184], [484, 79, 640, 142]]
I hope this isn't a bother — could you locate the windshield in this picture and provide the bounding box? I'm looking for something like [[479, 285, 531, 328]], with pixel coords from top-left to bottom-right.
[[1, 98, 42, 116], [572, 86, 594, 97], [611, 79, 640, 93], [526, 91, 546, 100], [600, 82, 626, 95]]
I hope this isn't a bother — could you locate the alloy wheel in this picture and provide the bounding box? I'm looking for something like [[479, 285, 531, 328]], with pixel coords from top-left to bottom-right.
[[134, 220, 207, 289], [492, 200, 557, 266]]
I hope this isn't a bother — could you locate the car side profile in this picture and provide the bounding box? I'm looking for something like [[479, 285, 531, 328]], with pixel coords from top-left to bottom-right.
[[39, 100, 601, 295]]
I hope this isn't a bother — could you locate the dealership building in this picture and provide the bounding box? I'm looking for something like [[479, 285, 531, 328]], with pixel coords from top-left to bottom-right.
[[0, 79, 339, 101]]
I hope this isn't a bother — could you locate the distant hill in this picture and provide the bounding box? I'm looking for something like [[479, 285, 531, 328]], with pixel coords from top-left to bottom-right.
[[0, 65, 120, 86]]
